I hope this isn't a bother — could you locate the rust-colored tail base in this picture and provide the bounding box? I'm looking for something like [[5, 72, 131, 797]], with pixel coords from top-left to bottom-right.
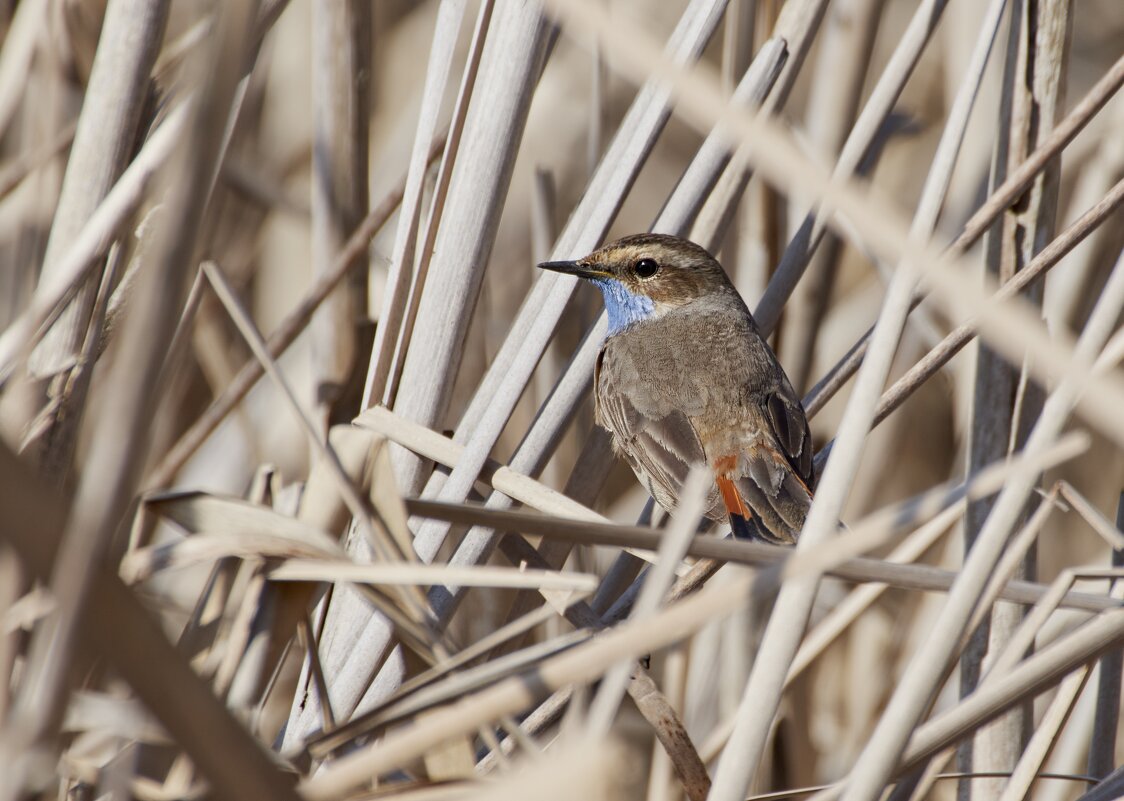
[[717, 474, 759, 540], [716, 474, 749, 517]]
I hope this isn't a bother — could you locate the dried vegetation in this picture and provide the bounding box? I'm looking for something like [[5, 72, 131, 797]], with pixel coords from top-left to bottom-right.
[[1, 0, 1123, 800]]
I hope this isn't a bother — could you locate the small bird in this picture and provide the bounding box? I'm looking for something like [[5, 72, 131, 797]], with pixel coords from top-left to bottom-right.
[[539, 234, 814, 544]]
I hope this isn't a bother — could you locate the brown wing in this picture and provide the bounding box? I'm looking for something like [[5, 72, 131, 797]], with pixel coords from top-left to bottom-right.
[[762, 386, 815, 491], [594, 348, 721, 519], [705, 368, 813, 543], [718, 382, 816, 545]]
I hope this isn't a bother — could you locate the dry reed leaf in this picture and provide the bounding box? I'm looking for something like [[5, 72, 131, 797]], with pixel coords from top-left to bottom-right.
[[266, 559, 597, 593], [405, 498, 1119, 613], [308, 630, 592, 756], [121, 532, 334, 583], [147, 490, 340, 551]]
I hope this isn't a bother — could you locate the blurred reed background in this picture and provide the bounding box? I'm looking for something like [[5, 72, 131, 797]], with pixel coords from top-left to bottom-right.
[[0, 0, 1123, 799]]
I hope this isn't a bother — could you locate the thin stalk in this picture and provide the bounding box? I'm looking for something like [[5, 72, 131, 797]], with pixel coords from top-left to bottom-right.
[[838, 249, 1124, 800], [309, 0, 370, 423], [0, 3, 258, 792], [144, 134, 444, 489]]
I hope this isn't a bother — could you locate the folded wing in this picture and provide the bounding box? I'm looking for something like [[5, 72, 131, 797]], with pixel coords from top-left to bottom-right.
[[594, 350, 721, 519]]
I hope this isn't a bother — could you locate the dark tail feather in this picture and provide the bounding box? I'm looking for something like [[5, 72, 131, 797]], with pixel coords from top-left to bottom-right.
[[729, 512, 760, 541]]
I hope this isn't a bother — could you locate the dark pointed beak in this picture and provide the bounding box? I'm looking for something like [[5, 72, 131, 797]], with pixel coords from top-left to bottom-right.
[[537, 260, 610, 280]]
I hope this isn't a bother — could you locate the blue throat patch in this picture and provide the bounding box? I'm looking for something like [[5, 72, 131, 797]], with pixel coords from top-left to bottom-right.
[[592, 278, 655, 335]]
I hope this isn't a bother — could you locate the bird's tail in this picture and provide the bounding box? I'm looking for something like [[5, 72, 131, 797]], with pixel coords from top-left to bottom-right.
[[716, 475, 767, 541], [714, 457, 810, 545]]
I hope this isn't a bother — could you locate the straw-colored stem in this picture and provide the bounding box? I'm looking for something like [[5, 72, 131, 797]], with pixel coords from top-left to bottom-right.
[[145, 135, 443, 489], [331, 0, 733, 733], [389, 0, 552, 495], [752, 0, 949, 335], [29, 0, 167, 386], [0, 8, 258, 793], [838, 249, 1124, 800], [309, 0, 370, 423]]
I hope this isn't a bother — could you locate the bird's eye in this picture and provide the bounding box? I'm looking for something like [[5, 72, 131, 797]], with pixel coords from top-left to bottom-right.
[[634, 258, 659, 279]]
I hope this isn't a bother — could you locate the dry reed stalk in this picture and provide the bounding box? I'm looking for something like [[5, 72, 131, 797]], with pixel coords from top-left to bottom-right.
[[363, 0, 470, 409], [0, 102, 191, 383], [960, 1, 1071, 791], [299, 0, 734, 744], [0, 439, 298, 800], [389, 0, 552, 494], [994, 667, 1090, 801], [145, 133, 444, 489], [310, 0, 370, 425], [382, 0, 497, 415], [1, 6, 260, 797], [405, 504, 1117, 615], [1087, 496, 1124, 780], [27, 0, 168, 401]]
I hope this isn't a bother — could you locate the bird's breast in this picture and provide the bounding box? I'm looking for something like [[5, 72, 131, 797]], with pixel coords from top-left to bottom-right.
[[599, 308, 775, 441]]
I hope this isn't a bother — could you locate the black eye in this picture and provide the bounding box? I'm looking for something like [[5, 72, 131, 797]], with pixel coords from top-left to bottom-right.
[[634, 258, 659, 278]]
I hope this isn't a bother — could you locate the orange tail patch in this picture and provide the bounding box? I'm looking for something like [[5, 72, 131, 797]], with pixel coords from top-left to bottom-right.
[[713, 455, 751, 518], [715, 475, 751, 519]]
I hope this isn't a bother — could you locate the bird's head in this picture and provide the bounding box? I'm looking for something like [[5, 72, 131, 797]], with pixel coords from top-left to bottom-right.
[[538, 234, 737, 335]]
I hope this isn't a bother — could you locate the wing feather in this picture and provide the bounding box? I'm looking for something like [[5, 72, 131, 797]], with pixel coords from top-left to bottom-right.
[[595, 348, 720, 518], [722, 384, 815, 544], [763, 388, 815, 491]]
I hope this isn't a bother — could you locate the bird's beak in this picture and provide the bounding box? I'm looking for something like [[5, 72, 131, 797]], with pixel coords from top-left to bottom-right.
[[537, 259, 611, 280]]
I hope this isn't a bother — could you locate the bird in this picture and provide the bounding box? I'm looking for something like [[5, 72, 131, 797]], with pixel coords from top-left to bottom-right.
[[539, 233, 815, 544]]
